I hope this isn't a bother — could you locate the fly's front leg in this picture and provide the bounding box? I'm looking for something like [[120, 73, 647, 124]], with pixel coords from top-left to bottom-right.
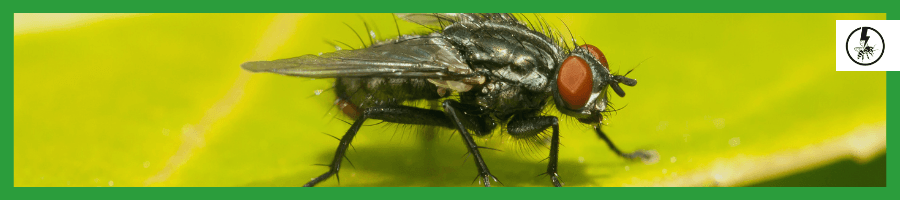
[[442, 100, 500, 187], [304, 105, 452, 187], [595, 126, 657, 162], [507, 115, 562, 187]]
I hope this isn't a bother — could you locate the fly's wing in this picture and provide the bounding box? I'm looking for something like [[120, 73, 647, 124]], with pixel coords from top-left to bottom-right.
[[396, 13, 519, 27], [242, 36, 485, 92]]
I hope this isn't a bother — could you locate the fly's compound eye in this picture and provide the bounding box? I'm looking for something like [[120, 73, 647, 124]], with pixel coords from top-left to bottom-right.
[[557, 56, 593, 110], [580, 44, 608, 70]]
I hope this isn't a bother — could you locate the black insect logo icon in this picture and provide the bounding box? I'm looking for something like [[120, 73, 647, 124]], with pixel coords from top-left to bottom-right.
[[845, 27, 885, 66]]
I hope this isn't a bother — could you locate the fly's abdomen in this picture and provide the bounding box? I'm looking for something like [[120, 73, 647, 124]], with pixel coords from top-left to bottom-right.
[[333, 77, 443, 119]]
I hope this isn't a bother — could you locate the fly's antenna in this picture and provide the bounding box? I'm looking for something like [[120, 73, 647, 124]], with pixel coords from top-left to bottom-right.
[[609, 57, 648, 97], [609, 75, 637, 97], [343, 22, 368, 48], [614, 75, 638, 86]]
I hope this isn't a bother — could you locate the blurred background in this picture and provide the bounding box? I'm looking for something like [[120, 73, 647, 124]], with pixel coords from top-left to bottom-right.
[[14, 13, 886, 187]]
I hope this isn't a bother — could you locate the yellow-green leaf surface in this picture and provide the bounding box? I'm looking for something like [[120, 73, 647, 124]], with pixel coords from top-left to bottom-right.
[[14, 13, 885, 187]]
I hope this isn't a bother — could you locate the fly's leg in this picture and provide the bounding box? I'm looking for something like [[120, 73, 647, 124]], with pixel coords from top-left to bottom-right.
[[304, 105, 452, 187], [442, 100, 500, 187], [303, 114, 366, 187], [507, 115, 562, 187], [594, 126, 657, 162]]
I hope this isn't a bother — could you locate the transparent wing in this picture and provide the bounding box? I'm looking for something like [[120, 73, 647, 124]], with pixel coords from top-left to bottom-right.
[[244, 36, 468, 78], [242, 36, 485, 91]]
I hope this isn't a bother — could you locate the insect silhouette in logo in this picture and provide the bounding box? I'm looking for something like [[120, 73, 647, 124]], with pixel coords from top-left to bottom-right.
[[854, 28, 878, 60], [242, 13, 655, 187]]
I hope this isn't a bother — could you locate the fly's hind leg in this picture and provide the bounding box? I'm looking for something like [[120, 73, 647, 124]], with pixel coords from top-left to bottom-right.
[[304, 105, 452, 187], [594, 126, 658, 163]]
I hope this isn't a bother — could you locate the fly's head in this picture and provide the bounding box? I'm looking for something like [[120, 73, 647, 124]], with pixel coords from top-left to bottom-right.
[[551, 44, 637, 125]]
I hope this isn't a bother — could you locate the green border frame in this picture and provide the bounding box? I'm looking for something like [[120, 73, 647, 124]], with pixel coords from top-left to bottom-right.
[[6, 0, 896, 199]]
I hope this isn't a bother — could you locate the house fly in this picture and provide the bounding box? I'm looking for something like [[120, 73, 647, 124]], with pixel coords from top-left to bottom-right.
[[242, 13, 655, 187]]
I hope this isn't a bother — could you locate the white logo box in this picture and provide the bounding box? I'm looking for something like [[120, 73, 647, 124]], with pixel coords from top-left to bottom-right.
[[836, 20, 900, 71]]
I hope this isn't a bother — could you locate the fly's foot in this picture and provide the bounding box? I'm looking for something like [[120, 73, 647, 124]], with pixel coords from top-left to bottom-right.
[[473, 171, 502, 187], [303, 168, 339, 187], [623, 149, 659, 164], [550, 173, 563, 187], [539, 171, 563, 187]]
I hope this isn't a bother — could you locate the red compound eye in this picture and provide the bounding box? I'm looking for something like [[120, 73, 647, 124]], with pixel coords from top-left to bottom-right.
[[580, 44, 608, 69], [557, 56, 593, 110]]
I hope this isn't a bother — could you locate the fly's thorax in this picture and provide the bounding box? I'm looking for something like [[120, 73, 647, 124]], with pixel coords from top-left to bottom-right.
[[442, 20, 562, 91], [440, 20, 563, 116]]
